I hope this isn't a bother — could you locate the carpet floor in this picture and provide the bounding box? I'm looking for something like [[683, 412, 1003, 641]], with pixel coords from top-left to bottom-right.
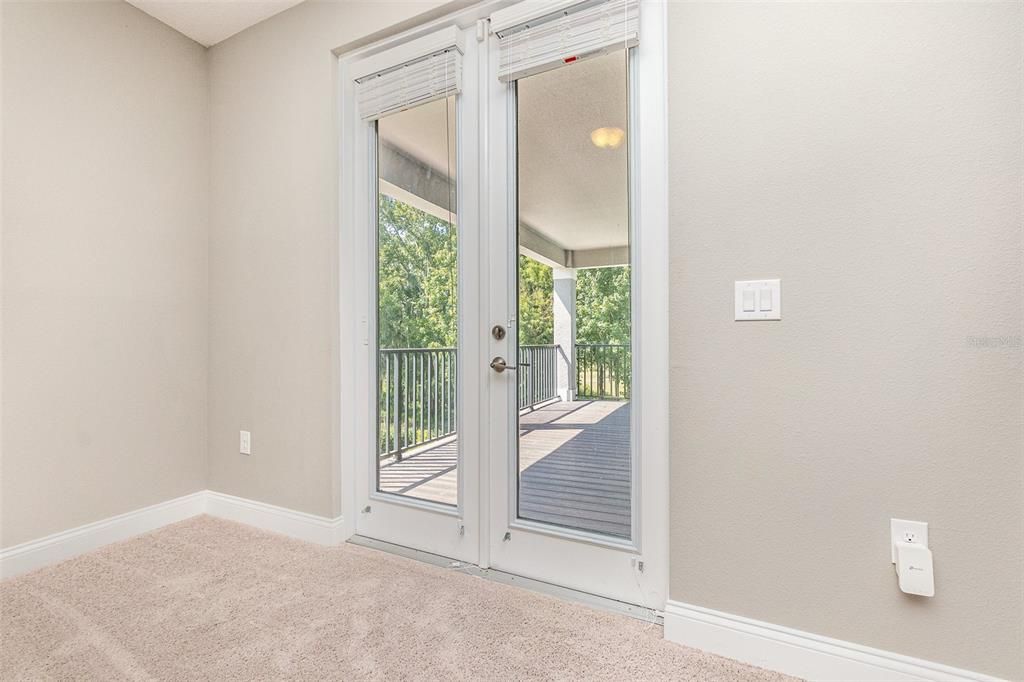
[[1, 516, 796, 681]]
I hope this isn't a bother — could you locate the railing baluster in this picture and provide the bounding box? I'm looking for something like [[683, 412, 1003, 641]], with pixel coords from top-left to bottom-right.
[[429, 352, 435, 441], [379, 343, 615, 460], [571, 344, 630, 400], [403, 353, 409, 453]]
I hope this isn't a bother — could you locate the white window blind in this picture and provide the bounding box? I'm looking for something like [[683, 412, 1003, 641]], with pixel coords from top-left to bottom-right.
[[492, 0, 639, 82], [354, 28, 463, 121]]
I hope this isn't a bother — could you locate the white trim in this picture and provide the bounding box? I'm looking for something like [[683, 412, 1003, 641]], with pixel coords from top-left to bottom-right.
[[1, 491, 347, 580], [205, 491, 345, 546], [630, 0, 670, 609], [663, 601, 1007, 682], [0, 491, 207, 579], [351, 26, 464, 82]]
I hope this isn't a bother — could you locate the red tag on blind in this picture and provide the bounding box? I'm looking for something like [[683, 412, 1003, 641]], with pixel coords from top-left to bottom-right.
[[563, 56, 578, 64]]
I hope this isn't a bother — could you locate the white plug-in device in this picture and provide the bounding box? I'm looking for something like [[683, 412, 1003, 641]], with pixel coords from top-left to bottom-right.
[[894, 541, 934, 597], [891, 518, 934, 597]]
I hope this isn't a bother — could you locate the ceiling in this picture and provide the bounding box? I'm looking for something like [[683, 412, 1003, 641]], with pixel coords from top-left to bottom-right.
[[124, 1, 628, 253], [125, 0, 306, 47], [378, 51, 630, 254], [517, 51, 629, 253]]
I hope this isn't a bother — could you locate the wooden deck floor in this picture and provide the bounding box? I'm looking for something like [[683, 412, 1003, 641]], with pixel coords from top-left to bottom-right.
[[378, 400, 631, 539]]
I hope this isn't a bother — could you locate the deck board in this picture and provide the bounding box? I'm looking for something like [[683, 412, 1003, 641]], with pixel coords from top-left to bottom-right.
[[377, 400, 631, 539]]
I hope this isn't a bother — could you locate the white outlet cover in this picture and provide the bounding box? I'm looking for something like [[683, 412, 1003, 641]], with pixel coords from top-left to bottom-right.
[[890, 518, 928, 563]]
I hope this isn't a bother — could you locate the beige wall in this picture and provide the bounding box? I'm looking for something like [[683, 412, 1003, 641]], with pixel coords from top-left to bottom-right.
[[666, 2, 1023, 679], [206, 0, 450, 518], [2, 0, 1020, 677], [1, 1, 209, 547]]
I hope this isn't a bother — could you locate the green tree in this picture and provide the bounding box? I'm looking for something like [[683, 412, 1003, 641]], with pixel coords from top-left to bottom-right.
[[518, 255, 553, 345], [576, 266, 631, 345], [377, 195, 457, 349], [378, 198, 631, 351]]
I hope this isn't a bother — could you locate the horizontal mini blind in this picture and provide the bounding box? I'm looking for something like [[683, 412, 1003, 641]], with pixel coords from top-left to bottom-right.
[[354, 28, 462, 121], [492, 0, 639, 82]]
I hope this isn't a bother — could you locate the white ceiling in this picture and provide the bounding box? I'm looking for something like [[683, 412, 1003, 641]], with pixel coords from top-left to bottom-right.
[[125, 0, 306, 47], [380, 51, 629, 253], [517, 51, 628, 252]]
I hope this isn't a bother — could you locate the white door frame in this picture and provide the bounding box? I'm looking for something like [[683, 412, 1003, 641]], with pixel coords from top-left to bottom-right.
[[338, 0, 669, 609]]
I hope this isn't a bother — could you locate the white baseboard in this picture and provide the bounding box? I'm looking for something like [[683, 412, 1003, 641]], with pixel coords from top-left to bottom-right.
[[1, 490, 346, 580], [663, 600, 1005, 682], [0, 491, 207, 580], [205, 491, 345, 546]]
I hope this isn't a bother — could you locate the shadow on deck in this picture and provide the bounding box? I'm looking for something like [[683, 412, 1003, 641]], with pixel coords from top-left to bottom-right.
[[377, 400, 631, 539]]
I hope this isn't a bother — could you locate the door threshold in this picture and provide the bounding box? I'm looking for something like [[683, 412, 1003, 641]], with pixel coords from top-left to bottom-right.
[[348, 535, 663, 625]]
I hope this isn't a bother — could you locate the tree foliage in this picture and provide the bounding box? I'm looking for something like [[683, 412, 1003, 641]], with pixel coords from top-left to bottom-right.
[[576, 266, 631, 345], [378, 196, 630, 350], [377, 195, 457, 349], [518, 257, 631, 346], [518, 255, 553, 345]]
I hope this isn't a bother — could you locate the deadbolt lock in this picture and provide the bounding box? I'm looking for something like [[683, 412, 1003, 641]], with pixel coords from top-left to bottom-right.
[[491, 324, 507, 341]]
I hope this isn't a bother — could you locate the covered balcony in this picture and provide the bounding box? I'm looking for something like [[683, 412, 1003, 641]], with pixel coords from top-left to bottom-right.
[[376, 52, 632, 539], [376, 343, 631, 539]]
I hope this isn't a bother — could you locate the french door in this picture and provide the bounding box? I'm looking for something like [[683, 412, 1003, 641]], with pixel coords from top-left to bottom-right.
[[340, 0, 667, 610], [345, 26, 483, 564]]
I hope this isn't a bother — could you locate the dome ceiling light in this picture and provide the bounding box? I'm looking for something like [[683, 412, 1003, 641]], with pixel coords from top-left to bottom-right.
[[590, 127, 625, 149]]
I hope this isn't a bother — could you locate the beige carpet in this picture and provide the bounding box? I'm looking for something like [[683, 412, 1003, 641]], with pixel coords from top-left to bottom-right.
[[1, 516, 796, 681]]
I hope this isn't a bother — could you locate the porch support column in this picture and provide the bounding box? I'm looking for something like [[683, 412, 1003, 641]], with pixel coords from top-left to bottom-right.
[[553, 267, 577, 402]]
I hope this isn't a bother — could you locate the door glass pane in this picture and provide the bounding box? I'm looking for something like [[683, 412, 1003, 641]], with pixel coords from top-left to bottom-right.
[[375, 96, 458, 506], [515, 52, 632, 539]]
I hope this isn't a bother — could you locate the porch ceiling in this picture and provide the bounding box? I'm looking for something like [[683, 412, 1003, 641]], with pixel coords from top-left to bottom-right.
[[378, 51, 629, 261]]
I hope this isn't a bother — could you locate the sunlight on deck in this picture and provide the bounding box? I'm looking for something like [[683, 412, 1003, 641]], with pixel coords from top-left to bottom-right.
[[377, 400, 631, 538]]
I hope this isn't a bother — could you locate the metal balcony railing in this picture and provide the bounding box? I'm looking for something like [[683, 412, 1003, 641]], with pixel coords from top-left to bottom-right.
[[377, 344, 561, 459], [575, 343, 631, 400], [518, 344, 559, 410], [378, 348, 457, 460], [378, 342, 628, 459]]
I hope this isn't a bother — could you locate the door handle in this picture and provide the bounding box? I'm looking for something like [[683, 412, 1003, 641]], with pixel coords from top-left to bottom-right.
[[490, 356, 517, 373]]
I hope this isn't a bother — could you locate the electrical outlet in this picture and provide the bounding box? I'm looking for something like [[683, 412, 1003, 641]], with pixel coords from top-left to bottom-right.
[[890, 519, 928, 563], [239, 430, 251, 455]]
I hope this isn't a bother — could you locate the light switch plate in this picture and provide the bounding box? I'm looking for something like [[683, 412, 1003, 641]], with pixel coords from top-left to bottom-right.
[[735, 279, 781, 320], [240, 430, 251, 456], [890, 518, 928, 563]]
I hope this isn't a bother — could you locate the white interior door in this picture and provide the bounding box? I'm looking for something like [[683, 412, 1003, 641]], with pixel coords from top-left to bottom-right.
[[482, 0, 667, 608], [342, 26, 483, 563]]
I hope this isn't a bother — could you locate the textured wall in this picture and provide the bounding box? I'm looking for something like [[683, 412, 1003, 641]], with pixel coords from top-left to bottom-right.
[[4, 2, 1019, 677], [207, 0, 449, 517], [1, 1, 209, 547], [666, 2, 1023, 678]]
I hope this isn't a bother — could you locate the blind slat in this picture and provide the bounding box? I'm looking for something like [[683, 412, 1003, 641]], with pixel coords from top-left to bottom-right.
[[495, 0, 639, 83], [356, 48, 461, 121]]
